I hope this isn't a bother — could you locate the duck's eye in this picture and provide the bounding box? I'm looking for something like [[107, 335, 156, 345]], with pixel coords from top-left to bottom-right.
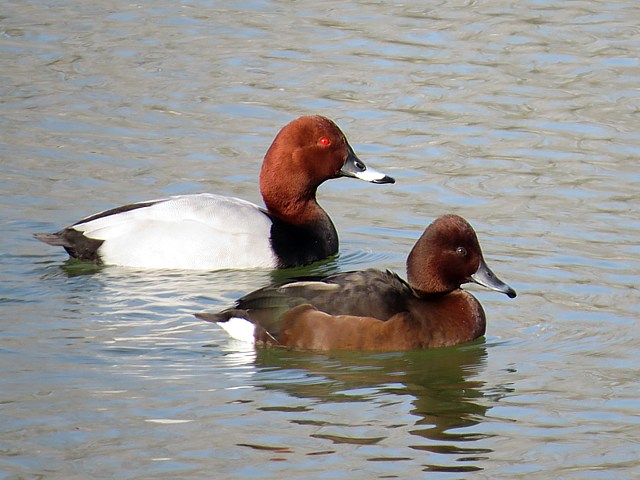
[[319, 137, 331, 146], [456, 246, 467, 256], [354, 160, 366, 171]]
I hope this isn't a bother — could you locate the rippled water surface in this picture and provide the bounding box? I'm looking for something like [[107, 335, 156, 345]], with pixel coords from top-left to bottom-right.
[[2, 1, 639, 478]]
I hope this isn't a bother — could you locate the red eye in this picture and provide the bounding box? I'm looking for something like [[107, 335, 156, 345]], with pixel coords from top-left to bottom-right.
[[319, 137, 331, 146]]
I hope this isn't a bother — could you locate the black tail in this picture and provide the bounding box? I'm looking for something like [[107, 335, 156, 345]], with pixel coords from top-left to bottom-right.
[[195, 309, 248, 323], [34, 229, 103, 262], [34, 232, 69, 247]]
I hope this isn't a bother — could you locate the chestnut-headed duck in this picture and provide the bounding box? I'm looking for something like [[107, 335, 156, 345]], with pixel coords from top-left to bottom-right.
[[34, 115, 394, 270], [196, 214, 516, 351]]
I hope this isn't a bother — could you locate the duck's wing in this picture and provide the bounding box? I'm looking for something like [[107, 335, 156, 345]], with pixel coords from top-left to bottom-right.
[[197, 269, 415, 342], [237, 269, 413, 317]]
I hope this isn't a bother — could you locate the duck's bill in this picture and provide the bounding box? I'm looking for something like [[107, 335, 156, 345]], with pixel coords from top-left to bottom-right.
[[470, 258, 517, 298], [340, 147, 395, 184]]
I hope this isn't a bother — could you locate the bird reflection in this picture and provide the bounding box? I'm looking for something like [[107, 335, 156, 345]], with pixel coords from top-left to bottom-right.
[[251, 341, 512, 473]]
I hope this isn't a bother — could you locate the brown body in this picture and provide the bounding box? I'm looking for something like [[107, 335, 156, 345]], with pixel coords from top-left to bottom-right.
[[198, 215, 516, 351], [275, 291, 485, 351]]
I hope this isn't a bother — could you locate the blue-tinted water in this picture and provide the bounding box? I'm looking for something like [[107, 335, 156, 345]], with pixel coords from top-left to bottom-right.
[[2, 1, 639, 478]]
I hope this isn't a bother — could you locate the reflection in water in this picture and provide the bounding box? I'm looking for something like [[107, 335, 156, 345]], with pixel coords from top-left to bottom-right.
[[50, 254, 343, 282], [44, 254, 347, 310], [251, 342, 512, 473]]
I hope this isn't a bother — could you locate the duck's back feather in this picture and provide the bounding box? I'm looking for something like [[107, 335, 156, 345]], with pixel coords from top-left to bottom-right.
[[203, 269, 417, 340]]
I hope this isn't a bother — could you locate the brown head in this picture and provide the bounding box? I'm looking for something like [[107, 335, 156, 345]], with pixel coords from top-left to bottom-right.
[[259, 115, 393, 223], [406, 215, 516, 298]]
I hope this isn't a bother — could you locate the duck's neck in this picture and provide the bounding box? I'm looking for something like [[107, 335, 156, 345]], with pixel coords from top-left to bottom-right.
[[411, 289, 451, 300], [261, 170, 329, 226], [266, 195, 323, 225], [260, 159, 339, 267]]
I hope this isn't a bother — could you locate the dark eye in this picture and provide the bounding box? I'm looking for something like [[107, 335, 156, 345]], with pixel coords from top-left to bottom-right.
[[456, 246, 467, 256], [354, 160, 365, 171], [319, 137, 331, 146]]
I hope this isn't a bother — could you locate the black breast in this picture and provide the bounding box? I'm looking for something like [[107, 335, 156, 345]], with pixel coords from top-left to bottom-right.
[[268, 214, 339, 268]]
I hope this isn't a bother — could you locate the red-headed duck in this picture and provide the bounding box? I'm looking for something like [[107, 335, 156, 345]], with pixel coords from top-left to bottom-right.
[[34, 115, 394, 270], [196, 215, 516, 351]]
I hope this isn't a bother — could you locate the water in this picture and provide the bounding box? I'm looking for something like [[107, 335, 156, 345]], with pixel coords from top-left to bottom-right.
[[2, 0, 639, 478]]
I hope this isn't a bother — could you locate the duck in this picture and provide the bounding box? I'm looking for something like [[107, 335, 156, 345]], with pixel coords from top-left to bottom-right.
[[196, 214, 516, 351], [34, 115, 394, 270]]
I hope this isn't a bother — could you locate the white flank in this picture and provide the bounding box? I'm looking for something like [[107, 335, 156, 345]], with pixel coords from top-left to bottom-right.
[[72, 193, 277, 270], [280, 281, 340, 291], [218, 318, 256, 344]]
